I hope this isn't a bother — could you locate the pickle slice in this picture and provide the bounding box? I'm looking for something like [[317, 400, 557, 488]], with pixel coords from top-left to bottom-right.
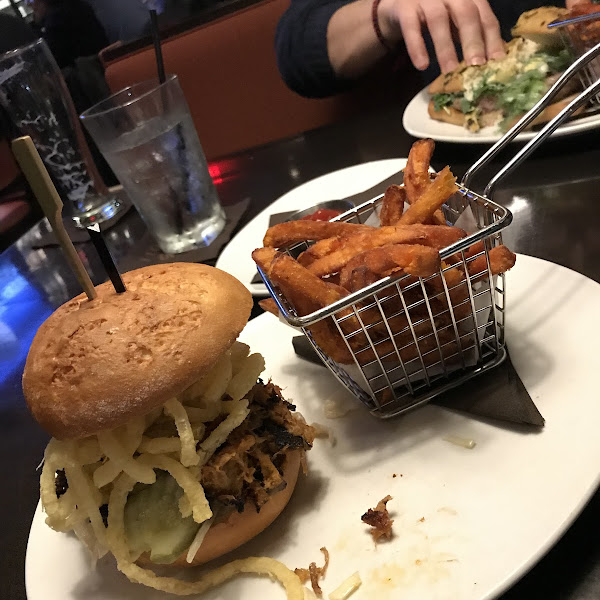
[[124, 470, 201, 564]]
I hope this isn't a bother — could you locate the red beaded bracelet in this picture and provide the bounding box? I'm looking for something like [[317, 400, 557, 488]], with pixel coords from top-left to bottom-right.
[[372, 0, 393, 52]]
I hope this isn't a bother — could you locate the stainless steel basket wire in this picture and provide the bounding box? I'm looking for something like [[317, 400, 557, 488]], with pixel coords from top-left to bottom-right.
[[259, 43, 600, 418]]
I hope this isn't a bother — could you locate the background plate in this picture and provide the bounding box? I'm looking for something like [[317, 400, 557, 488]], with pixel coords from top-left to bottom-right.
[[216, 159, 407, 296], [26, 254, 600, 600], [403, 88, 600, 144]]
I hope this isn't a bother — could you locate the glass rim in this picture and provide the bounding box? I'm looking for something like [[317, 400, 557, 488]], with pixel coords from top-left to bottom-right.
[[0, 38, 45, 62], [79, 74, 179, 120]]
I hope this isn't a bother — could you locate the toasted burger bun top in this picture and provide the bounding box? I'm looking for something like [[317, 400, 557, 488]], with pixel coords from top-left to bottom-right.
[[511, 6, 569, 48], [23, 263, 252, 440]]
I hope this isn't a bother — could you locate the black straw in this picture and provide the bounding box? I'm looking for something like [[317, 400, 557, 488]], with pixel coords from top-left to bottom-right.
[[87, 224, 126, 293], [148, 8, 186, 237], [149, 10, 166, 84]]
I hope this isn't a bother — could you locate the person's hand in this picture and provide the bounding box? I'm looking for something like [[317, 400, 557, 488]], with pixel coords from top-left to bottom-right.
[[377, 0, 506, 73]]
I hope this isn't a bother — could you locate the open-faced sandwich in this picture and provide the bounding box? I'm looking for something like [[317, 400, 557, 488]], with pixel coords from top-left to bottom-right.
[[427, 6, 579, 133]]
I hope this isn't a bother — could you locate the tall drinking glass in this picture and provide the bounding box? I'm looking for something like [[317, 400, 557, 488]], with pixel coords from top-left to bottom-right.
[[0, 39, 123, 226], [80, 75, 226, 254]]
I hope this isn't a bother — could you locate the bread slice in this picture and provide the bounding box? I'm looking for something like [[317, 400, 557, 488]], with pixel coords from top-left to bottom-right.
[[428, 63, 468, 94], [427, 101, 466, 126], [511, 7, 569, 48]]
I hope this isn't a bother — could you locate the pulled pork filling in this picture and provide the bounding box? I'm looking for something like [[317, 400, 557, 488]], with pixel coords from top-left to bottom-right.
[[55, 380, 315, 521], [200, 380, 315, 513]]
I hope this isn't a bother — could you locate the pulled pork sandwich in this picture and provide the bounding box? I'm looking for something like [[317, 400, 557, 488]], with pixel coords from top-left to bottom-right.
[[428, 6, 578, 133], [24, 263, 314, 598]]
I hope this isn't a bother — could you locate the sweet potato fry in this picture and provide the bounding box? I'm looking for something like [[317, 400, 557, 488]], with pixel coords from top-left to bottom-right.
[[404, 138, 435, 205], [426, 245, 516, 323], [342, 265, 382, 293], [403, 139, 446, 226], [268, 254, 415, 365], [339, 245, 440, 290], [270, 253, 345, 309], [398, 166, 457, 226], [296, 236, 346, 268], [379, 185, 406, 227], [302, 224, 465, 278], [252, 247, 279, 275], [268, 253, 353, 363], [445, 242, 516, 278], [306, 320, 352, 365], [467, 245, 516, 278], [259, 298, 279, 316], [356, 302, 459, 368], [430, 209, 447, 226], [448, 240, 484, 265], [254, 249, 369, 363], [465, 241, 485, 260], [426, 263, 472, 321], [263, 220, 371, 248], [298, 231, 410, 270]]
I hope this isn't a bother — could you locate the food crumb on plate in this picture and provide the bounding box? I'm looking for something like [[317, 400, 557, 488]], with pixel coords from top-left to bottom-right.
[[361, 495, 394, 542], [295, 547, 330, 597]]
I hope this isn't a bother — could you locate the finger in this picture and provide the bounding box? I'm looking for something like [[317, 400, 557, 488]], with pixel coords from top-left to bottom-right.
[[474, 0, 505, 60], [421, 0, 459, 73], [397, 5, 430, 70], [446, 0, 486, 66]]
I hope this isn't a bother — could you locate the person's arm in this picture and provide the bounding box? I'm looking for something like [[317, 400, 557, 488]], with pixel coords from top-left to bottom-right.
[[275, 0, 506, 98], [328, 0, 506, 79], [275, 0, 355, 98], [326, 0, 388, 79]]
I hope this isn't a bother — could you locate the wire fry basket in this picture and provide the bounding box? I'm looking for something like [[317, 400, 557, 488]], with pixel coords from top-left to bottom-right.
[[259, 47, 600, 418], [262, 186, 510, 417]]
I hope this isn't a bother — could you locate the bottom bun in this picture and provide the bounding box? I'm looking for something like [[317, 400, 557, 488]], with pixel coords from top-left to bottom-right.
[[427, 101, 502, 129], [137, 449, 302, 568], [427, 101, 466, 127]]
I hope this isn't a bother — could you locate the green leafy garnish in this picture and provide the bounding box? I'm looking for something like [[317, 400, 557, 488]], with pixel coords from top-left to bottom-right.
[[460, 97, 474, 113], [470, 77, 504, 104], [499, 70, 547, 118], [433, 93, 456, 111], [536, 48, 573, 73]]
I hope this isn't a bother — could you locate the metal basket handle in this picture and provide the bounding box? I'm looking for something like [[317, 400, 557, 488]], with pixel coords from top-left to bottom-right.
[[482, 77, 600, 198], [462, 40, 600, 194]]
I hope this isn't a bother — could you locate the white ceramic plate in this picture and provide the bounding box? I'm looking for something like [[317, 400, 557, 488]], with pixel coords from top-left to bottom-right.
[[403, 87, 600, 144], [26, 254, 600, 600], [216, 159, 407, 296]]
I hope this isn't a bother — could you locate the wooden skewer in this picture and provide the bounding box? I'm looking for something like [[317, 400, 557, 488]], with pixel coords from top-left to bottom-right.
[[11, 135, 97, 301]]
